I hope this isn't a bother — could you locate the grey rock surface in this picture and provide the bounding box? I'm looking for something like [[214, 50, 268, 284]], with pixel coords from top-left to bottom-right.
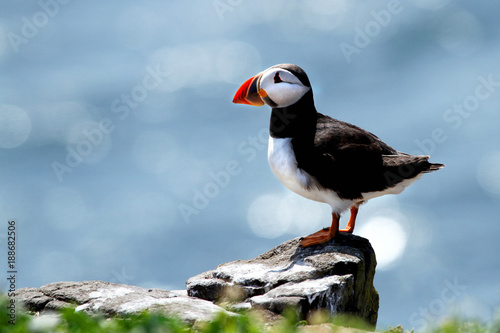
[[16, 234, 378, 328], [16, 280, 235, 325], [186, 234, 378, 327]]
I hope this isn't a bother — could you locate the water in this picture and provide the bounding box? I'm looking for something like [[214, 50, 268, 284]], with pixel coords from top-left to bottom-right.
[[0, 0, 499, 329]]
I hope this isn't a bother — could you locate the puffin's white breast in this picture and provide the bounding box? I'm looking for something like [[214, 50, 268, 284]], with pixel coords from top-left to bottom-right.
[[267, 136, 353, 213]]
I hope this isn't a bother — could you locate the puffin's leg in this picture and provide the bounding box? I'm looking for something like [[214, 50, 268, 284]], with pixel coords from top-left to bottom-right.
[[339, 205, 358, 233], [299, 213, 339, 247]]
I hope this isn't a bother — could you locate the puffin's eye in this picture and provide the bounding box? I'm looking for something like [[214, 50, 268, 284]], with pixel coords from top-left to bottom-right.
[[274, 72, 282, 84]]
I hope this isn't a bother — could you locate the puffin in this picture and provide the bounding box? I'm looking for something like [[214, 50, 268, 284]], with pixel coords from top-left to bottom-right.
[[232, 64, 444, 247]]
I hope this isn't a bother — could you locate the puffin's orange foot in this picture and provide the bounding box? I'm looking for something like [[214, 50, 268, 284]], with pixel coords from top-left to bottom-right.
[[299, 227, 336, 247]]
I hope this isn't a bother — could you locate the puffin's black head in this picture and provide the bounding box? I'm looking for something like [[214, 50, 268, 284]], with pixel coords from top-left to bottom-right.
[[233, 64, 312, 108]]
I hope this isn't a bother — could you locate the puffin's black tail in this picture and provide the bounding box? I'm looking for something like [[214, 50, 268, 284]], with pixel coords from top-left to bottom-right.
[[381, 154, 444, 188], [425, 162, 445, 172], [387, 153, 444, 174]]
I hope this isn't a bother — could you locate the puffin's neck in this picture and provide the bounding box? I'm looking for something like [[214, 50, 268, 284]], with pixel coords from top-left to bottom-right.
[[269, 91, 317, 141]]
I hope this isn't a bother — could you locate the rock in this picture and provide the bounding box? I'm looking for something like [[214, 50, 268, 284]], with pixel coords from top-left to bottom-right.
[[15, 234, 378, 329], [186, 234, 378, 328], [16, 280, 236, 325], [15, 287, 52, 312]]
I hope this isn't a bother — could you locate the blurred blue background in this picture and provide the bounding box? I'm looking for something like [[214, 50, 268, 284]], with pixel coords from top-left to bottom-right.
[[1, 0, 499, 329]]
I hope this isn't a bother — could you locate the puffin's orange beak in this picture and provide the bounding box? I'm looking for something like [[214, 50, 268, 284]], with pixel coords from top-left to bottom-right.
[[232, 73, 265, 106]]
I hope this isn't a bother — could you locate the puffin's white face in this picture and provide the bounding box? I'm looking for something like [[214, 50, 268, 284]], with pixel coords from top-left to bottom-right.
[[233, 66, 311, 108], [258, 68, 310, 108]]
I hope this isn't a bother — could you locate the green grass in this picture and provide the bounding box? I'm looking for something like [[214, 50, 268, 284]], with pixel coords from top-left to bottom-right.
[[1, 296, 499, 333]]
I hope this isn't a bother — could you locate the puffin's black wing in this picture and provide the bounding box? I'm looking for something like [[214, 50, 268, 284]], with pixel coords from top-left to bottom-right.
[[293, 113, 443, 199], [314, 113, 397, 155]]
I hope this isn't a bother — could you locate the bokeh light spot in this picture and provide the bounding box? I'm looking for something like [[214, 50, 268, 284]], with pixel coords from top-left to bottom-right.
[[247, 192, 329, 239], [216, 41, 261, 84], [150, 45, 211, 91], [303, 0, 345, 31], [247, 194, 291, 239], [477, 151, 500, 195], [34, 101, 92, 145], [437, 11, 483, 56], [308, 0, 345, 15], [278, 192, 329, 236], [0, 104, 32, 148], [358, 216, 408, 270]]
